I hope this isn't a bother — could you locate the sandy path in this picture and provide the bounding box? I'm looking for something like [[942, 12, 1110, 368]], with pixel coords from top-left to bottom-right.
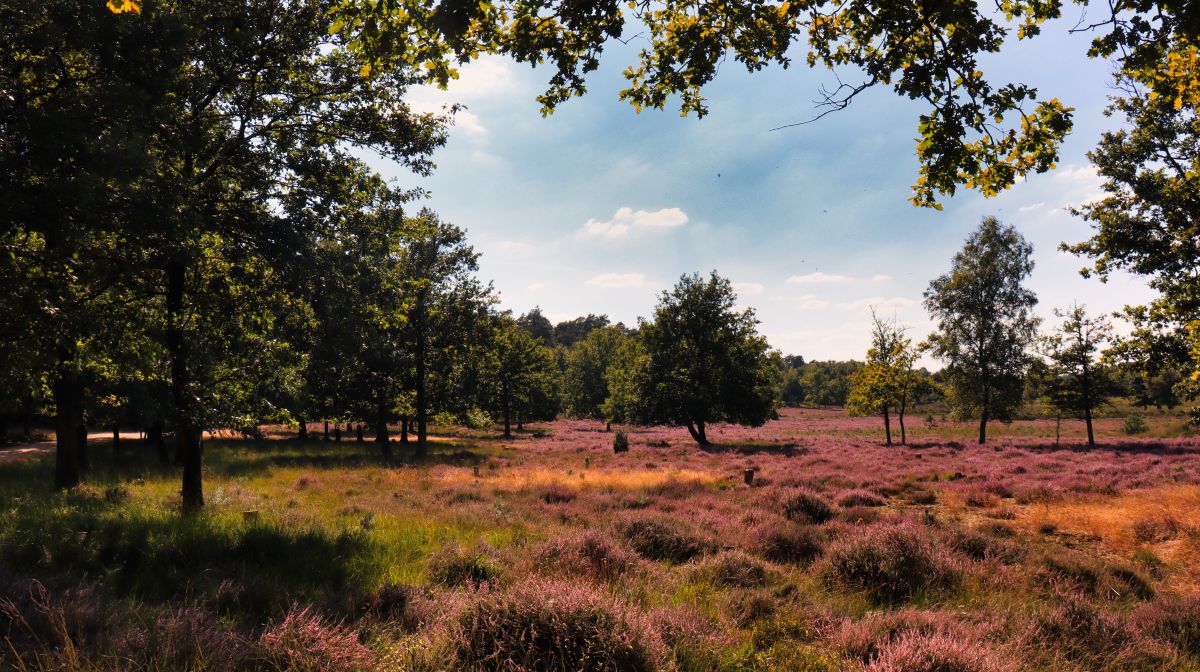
[[0, 432, 146, 463]]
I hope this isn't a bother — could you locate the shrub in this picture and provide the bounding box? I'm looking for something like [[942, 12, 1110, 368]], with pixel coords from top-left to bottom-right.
[[838, 489, 887, 508], [867, 631, 1013, 672], [619, 514, 710, 563], [757, 522, 827, 565], [693, 550, 771, 588], [907, 489, 938, 505], [533, 530, 638, 582], [258, 606, 374, 672], [539, 483, 577, 504], [463, 407, 493, 430], [1132, 515, 1184, 543], [427, 543, 501, 588], [1135, 595, 1200, 656], [451, 578, 666, 671], [782, 489, 835, 524], [613, 429, 629, 453], [821, 521, 959, 604], [1123, 413, 1148, 434], [1037, 553, 1101, 595], [944, 528, 1025, 564]]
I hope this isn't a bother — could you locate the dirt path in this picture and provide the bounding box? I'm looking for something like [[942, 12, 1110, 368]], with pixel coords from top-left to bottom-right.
[[0, 432, 146, 463]]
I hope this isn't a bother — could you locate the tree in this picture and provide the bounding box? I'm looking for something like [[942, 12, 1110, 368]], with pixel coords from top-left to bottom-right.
[[636, 272, 778, 445], [401, 209, 492, 456], [1064, 47, 1200, 422], [1039, 305, 1114, 447], [924, 217, 1039, 444], [516, 307, 555, 345], [847, 312, 906, 445], [553, 314, 612, 348], [483, 316, 559, 438], [561, 325, 631, 426]]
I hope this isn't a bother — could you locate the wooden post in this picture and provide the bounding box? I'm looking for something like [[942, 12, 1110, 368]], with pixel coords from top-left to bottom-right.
[[744, 469, 755, 486], [472, 465, 481, 478]]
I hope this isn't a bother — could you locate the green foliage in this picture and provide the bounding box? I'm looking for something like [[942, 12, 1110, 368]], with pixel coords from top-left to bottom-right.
[[337, 0, 1083, 207], [1039, 304, 1115, 444], [562, 325, 633, 421], [778, 359, 863, 407], [1123, 413, 1149, 435], [481, 316, 560, 435], [635, 272, 779, 445], [924, 217, 1039, 443], [612, 428, 629, 453]]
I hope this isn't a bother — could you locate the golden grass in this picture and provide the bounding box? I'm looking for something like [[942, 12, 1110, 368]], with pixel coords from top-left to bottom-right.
[[1019, 484, 1200, 591], [436, 467, 719, 490]]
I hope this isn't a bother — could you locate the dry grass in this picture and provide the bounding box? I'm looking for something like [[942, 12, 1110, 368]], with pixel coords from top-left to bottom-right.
[[436, 467, 718, 490], [1020, 484, 1200, 591]]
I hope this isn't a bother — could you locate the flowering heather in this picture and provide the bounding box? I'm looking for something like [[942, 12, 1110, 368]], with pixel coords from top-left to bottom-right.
[[0, 407, 1198, 670], [258, 606, 374, 672], [449, 578, 667, 671]]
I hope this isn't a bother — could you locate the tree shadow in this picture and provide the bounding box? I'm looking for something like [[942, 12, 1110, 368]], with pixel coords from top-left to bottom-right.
[[696, 442, 805, 456]]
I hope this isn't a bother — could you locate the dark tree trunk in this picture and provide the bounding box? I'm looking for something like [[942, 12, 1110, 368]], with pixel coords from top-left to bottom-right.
[[401, 417, 409, 443], [899, 404, 907, 446], [1082, 363, 1096, 448], [112, 425, 121, 452], [517, 418, 523, 432], [356, 424, 364, 442], [297, 418, 308, 441], [150, 422, 167, 464], [502, 383, 512, 439], [77, 422, 89, 473], [167, 256, 203, 510], [334, 425, 341, 442], [978, 414, 988, 445], [52, 367, 82, 489], [414, 290, 430, 456], [883, 404, 892, 446], [977, 383, 990, 445], [323, 421, 330, 441], [605, 421, 611, 432], [376, 399, 391, 459], [686, 420, 709, 445]]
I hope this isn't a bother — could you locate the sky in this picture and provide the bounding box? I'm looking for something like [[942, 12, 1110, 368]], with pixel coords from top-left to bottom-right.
[[370, 13, 1157, 362]]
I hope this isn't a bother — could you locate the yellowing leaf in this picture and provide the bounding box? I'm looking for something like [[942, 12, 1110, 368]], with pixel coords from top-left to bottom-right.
[[106, 0, 140, 13]]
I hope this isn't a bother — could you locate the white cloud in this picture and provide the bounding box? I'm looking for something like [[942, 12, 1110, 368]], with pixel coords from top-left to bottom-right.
[[786, 271, 853, 285], [871, 274, 892, 282], [1018, 201, 1045, 214], [580, 207, 688, 240], [769, 294, 831, 310], [586, 272, 646, 288], [1053, 164, 1099, 185], [527, 282, 546, 291], [733, 281, 765, 296], [837, 296, 919, 312], [444, 56, 518, 100]]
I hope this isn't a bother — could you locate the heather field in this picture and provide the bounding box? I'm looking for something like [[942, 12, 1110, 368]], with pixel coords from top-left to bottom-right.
[[2, 409, 1200, 671]]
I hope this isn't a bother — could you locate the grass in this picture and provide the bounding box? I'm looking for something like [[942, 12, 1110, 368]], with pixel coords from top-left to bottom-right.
[[0, 408, 1198, 670]]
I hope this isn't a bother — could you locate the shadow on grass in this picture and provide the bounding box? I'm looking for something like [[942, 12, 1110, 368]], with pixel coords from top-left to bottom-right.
[[696, 442, 804, 456], [0, 485, 382, 622]]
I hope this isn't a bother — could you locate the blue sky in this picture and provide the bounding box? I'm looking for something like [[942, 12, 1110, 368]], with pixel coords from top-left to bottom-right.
[[372, 15, 1155, 361]]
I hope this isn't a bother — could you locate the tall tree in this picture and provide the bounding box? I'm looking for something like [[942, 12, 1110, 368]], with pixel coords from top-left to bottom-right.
[[846, 311, 929, 445], [561, 325, 630, 427], [1040, 304, 1114, 447], [553, 314, 611, 348], [516, 307, 555, 346], [924, 217, 1039, 444], [1064, 46, 1200, 423], [483, 316, 559, 438], [636, 272, 777, 445]]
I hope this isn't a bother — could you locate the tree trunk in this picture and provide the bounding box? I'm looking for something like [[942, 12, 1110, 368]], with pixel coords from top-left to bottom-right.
[[376, 399, 391, 459], [323, 421, 329, 441], [1084, 408, 1095, 448], [356, 424, 364, 442], [605, 421, 611, 432], [898, 400, 907, 446], [401, 417, 409, 443], [112, 425, 120, 452], [517, 418, 524, 432], [686, 420, 709, 445], [167, 256, 203, 510], [978, 384, 990, 445], [883, 404, 892, 446], [76, 422, 89, 473], [415, 293, 429, 457], [1082, 363, 1095, 448], [297, 418, 308, 441], [502, 382, 512, 439], [150, 422, 167, 464], [52, 367, 82, 489]]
